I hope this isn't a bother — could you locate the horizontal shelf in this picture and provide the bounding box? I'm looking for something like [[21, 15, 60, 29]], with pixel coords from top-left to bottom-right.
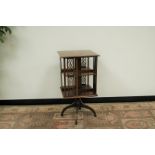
[[61, 68, 96, 76], [65, 73, 95, 77], [61, 68, 95, 73], [60, 85, 97, 98], [61, 85, 76, 91], [61, 85, 92, 91], [61, 90, 97, 98]]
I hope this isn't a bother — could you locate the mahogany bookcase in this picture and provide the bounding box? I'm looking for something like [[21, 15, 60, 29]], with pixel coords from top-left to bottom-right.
[[58, 50, 99, 124]]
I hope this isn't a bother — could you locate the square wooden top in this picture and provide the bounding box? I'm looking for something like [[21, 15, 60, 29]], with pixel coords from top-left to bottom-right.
[[57, 50, 99, 58]]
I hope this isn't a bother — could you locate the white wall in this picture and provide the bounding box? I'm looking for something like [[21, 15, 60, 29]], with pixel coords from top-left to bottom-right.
[[0, 26, 155, 99]]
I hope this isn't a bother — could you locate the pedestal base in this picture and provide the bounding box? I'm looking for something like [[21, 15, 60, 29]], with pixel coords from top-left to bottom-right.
[[61, 98, 97, 125]]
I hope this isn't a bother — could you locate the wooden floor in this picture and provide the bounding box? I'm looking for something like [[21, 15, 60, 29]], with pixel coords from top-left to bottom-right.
[[0, 101, 155, 128]]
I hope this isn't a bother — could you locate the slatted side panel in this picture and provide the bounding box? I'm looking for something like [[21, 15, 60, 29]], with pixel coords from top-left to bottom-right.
[[60, 56, 98, 98]]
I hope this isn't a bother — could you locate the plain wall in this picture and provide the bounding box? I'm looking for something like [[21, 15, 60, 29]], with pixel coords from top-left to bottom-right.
[[0, 26, 155, 99]]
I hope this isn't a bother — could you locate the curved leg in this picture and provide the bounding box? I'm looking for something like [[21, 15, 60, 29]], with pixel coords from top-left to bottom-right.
[[81, 104, 97, 117], [61, 104, 75, 116]]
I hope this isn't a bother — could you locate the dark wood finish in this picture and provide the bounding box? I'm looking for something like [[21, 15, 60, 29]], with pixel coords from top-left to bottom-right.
[[58, 50, 99, 98], [93, 56, 98, 94]]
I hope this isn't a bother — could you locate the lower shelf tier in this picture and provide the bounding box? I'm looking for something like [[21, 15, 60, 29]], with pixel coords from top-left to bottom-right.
[[60, 85, 97, 98]]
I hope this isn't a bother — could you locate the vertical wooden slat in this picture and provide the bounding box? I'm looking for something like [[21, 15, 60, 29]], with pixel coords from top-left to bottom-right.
[[75, 58, 78, 96], [87, 57, 89, 91], [77, 58, 81, 95], [93, 56, 97, 94], [63, 58, 66, 97], [67, 58, 69, 97], [95, 56, 98, 95], [60, 58, 63, 88], [74, 58, 76, 96]]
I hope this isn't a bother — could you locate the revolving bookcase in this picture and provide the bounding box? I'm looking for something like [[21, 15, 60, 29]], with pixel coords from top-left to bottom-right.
[[58, 50, 99, 124]]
